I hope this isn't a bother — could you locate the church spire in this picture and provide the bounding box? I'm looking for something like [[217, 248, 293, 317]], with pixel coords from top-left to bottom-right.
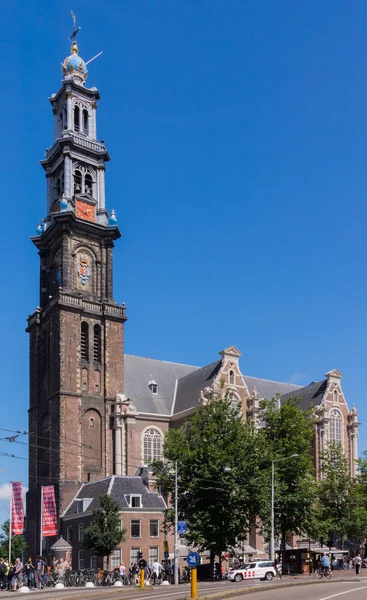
[[62, 12, 87, 84]]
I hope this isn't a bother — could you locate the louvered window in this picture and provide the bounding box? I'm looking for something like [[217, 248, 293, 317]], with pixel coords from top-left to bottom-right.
[[81, 322, 89, 361], [93, 325, 101, 362]]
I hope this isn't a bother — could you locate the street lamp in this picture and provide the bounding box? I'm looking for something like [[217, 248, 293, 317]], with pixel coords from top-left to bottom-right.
[[174, 460, 179, 585], [270, 454, 298, 563]]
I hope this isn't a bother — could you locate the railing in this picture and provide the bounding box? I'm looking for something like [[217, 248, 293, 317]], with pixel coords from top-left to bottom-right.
[[45, 135, 106, 162], [59, 291, 126, 317]]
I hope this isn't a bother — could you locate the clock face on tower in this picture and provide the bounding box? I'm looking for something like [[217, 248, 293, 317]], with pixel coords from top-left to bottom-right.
[[76, 200, 95, 222]]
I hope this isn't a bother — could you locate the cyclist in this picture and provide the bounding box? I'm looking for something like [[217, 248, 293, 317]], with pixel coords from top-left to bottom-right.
[[320, 553, 330, 576]]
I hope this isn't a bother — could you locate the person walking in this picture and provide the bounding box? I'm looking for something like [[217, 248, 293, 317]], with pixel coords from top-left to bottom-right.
[[0, 558, 7, 590], [34, 555, 45, 589], [151, 560, 162, 585], [12, 558, 24, 591], [25, 558, 35, 588], [354, 554, 362, 575]]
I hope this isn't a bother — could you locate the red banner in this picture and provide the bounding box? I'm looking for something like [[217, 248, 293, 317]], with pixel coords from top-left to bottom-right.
[[11, 482, 24, 535], [42, 486, 58, 537]]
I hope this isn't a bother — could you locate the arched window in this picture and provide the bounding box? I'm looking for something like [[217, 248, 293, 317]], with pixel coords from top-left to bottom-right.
[[54, 177, 61, 199], [85, 173, 93, 195], [229, 370, 235, 385], [74, 105, 80, 132], [81, 322, 89, 361], [333, 389, 339, 403], [95, 370, 101, 393], [143, 428, 163, 462], [74, 170, 82, 194], [93, 325, 101, 362], [83, 109, 89, 135], [81, 368, 88, 392], [329, 409, 343, 444]]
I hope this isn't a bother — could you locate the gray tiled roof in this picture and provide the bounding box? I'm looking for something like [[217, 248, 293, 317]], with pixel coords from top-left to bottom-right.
[[243, 376, 301, 400], [124, 355, 198, 415], [63, 476, 166, 516], [281, 379, 327, 410], [173, 360, 222, 415]]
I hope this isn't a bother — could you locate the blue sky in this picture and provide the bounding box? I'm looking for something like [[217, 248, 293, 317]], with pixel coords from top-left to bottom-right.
[[1, 0, 367, 525]]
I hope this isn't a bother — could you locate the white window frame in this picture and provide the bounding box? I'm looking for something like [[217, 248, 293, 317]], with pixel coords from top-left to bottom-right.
[[131, 494, 142, 508], [78, 550, 85, 570], [110, 548, 121, 569], [131, 519, 141, 538], [130, 547, 140, 564], [149, 519, 159, 538], [142, 427, 163, 462], [229, 370, 235, 385], [329, 408, 343, 446], [149, 547, 159, 564]]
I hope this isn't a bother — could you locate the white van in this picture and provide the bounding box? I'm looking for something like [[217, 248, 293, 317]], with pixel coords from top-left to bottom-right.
[[227, 561, 276, 582]]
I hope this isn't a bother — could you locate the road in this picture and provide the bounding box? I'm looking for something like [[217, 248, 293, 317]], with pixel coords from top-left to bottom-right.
[[1, 575, 367, 599]]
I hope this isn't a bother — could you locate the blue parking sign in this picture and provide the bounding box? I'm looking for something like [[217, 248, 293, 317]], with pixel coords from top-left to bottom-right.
[[178, 520, 187, 534]]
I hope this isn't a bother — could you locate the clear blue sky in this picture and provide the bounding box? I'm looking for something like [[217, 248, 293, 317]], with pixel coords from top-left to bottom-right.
[[1, 0, 367, 524]]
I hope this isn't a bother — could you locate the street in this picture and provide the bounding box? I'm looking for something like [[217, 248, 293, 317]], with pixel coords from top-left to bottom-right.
[[1, 574, 367, 600]]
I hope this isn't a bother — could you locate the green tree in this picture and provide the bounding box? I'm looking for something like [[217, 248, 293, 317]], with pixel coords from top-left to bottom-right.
[[348, 452, 367, 551], [153, 396, 264, 578], [316, 443, 354, 548], [0, 520, 27, 562], [83, 494, 126, 568], [257, 396, 317, 551]]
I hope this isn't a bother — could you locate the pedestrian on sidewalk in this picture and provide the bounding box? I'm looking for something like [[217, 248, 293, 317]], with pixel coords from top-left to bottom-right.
[[0, 558, 7, 590], [12, 558, 24, 591], [34, 555, 45, 589], [354, 554, 362, 575]]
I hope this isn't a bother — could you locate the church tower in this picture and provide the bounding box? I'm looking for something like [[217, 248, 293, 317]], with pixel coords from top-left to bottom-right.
[[27, 36, 126, 553]]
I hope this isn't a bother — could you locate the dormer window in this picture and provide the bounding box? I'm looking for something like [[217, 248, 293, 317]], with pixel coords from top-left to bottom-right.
[[124, 494, 142, 508], [148, 380, 158, 394]]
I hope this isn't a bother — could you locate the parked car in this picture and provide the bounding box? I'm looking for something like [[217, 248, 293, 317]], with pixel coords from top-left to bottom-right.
[[227, 561, 276, 582]]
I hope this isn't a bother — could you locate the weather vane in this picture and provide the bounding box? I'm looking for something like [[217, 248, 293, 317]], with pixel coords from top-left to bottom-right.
[[69, 10, 81, 41]]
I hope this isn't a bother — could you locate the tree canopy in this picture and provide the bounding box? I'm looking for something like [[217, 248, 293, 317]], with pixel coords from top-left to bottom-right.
[[83, 494, 126, 568]]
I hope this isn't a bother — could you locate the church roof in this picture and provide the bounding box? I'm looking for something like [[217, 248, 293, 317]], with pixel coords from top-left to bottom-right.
[[63, 476, 166, 517], [243, 375, 301, 400], [124, 355, 198, 415], [281, 379, 327, 409], [124, 354, 304, 416], [174, 360, 222, 415]]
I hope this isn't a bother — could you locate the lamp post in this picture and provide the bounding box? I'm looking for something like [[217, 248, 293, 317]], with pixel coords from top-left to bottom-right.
[[174, 460, 179, 585], [270, 454, 298, 563]]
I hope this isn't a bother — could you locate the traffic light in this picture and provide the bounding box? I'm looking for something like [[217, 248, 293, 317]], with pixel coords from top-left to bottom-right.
[[138, 551, 143, 560]]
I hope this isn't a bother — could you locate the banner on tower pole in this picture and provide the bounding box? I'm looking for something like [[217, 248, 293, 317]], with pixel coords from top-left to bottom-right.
[[11, 482, 24, 535], [41, 486, 58, 537]]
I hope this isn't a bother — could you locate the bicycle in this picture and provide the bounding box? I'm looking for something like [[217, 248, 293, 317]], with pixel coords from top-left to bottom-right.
[[317, 567, 332, 579]]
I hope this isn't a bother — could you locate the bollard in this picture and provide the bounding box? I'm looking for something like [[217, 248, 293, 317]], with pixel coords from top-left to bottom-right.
[[191, 567, 197, 600], [140, 569, 145, 589]]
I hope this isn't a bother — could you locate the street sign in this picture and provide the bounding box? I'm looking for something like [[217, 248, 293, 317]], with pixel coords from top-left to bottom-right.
[[186, 551, 200, 567], [164, 551, 169, 559], [163, 540, 169, 552], [178, 520, 187, 535]]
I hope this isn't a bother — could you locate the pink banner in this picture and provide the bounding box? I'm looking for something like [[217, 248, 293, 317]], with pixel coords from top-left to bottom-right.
[[42, 486, 58, 537], [11, 482, 24, 535]]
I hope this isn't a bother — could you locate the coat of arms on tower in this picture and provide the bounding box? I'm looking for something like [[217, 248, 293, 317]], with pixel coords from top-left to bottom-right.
[[78, 252, 91, 285]]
